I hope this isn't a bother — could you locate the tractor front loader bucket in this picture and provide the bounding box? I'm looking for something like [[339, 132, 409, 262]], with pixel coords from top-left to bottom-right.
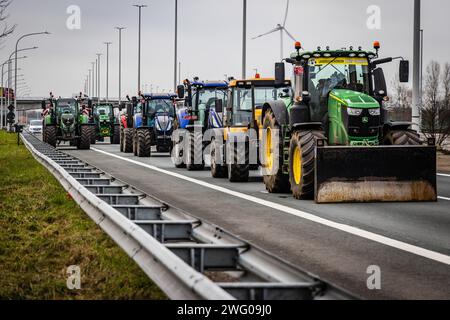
[[315, 146, 437, 203]]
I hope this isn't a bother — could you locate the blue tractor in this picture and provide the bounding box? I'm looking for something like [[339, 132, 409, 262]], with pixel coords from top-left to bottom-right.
[[172, 79, 228, 170], [131, 93, 177, 157]]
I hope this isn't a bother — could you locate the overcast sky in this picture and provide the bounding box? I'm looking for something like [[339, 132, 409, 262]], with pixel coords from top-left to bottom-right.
[[2, 0, 449, 98]]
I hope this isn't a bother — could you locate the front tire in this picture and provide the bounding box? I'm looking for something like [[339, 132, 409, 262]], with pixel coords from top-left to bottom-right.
[[123, 128, 134, 153], [186, 131, 204, 171], [384, 129, 422, 145], [112, 124, 120, 144], [210, 138, 227, 178], [227, 140, 249, 182], [44, 126, 56, 147], [136, 129, 151, 157], [77, 126, 91, 150], [289, 130, 326, 200]]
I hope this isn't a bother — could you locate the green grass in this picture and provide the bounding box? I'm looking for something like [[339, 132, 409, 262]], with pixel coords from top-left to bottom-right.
[[0, 131, 166, 300]]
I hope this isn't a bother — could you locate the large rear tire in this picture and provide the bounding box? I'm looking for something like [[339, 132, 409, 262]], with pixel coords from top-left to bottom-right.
[[77, 126, 91, 150], [112, 124, 120, 144], [137, 129, 151, 157], [90, 126, 96, 144], [44, 126, 56, 147], [186, 131, 204, 171], [262, 109, 290, 193], [123, 128, 134, 153], [384, 129, 422, 145], [289, 130, 326, 200]]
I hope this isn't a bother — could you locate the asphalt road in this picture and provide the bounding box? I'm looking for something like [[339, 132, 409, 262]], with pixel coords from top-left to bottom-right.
[[63, 141, 450, 300]]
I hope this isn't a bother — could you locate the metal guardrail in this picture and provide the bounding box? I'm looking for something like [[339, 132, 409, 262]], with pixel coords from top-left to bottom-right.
[[21, 131, 356, 300]]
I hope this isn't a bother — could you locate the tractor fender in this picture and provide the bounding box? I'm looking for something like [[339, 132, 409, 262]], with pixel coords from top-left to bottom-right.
[[383, 121, 413, 132], [262, 100, 289, 126]]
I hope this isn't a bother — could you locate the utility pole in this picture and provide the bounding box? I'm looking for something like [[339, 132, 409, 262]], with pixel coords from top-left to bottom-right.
[[174, 0, 178, 91], [133, 4, 147, 94], [88, 69, 92, 97], [412, 0, 421, 132], [92, 62, 95, 98], [116, 27, 126, 106], [242, 0, 247, 79], [104, 42, 112, 102], [96, 53, 102, 103]]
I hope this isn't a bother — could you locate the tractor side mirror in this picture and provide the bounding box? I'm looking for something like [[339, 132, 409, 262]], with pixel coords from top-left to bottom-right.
[[373, 68, 387, 96], [399, 60, 409, 83], [41, 100, 46, 110], [88, 99, 92, 108], [119, 102, 125, 111], [177, 85, 185, 99], [275, 62, 285, 86], [214, 99, 223, 113]]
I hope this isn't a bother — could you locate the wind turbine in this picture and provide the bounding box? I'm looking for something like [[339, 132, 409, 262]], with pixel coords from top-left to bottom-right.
[[252, 0, 296, 61]]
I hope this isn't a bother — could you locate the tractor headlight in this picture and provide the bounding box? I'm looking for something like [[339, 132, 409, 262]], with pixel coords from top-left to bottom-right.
[[347, 108, 363, 116], [368, 108, 381, 116]]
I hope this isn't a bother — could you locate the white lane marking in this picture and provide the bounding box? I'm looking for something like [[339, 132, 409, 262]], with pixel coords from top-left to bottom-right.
[[438, 173, 450, 178], [92, 147, 450, 266], [438, 196, 450, 201]]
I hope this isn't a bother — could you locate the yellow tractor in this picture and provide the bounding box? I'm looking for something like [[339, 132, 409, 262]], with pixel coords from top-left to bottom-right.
[[210, 75, 291, 182]]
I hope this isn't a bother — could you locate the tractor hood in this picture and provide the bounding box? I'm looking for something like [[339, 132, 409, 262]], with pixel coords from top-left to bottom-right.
[[329, 89, 379, 109], [155, 113, 173, 132]]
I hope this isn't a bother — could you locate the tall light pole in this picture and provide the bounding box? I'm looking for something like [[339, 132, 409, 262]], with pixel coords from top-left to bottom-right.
[[174, 0, 178, 91], [14, 31, 50, 124], [133, 4, 147, 94], [116, 27, 126, 106], [88, 69, 92, 97], [96, 53, 102, 103], [242, 0, 247, 79], [412, 0, 421, 132], [104, 42, 112, 102], [92, 62, 96, 97]]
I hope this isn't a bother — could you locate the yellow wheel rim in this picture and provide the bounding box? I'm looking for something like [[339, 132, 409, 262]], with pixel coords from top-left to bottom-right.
[[265, 127, 273, 171], [293, 146, 302, 185]]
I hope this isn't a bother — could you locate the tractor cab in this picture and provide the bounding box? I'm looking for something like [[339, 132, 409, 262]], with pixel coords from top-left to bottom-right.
[[225, 76, 291, 134], [135, 93, 177, 130], [283, 41, 410, 146], [176, 80, 228, 131]]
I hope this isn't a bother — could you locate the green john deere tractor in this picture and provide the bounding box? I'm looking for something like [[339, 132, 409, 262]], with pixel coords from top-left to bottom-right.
[[260, 41, 437, 203], [42, 97, 93, 149], [91, 103, 120, 144]]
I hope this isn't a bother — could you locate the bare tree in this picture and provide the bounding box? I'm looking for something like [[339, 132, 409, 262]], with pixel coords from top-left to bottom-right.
[[0, 0, 15, 41], [389, 75, 412, 109], [421, 61, 450, 147]]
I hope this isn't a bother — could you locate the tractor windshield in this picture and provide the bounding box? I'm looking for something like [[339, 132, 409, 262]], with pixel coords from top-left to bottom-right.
[[57, 104, 76, 115], [194, 88, 227, 112], [94, 105, 113, 116], [148, 99, 174, 116]]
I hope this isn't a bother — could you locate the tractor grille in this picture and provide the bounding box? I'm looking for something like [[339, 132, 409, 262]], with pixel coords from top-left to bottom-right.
[[342, 107, 380, 137]]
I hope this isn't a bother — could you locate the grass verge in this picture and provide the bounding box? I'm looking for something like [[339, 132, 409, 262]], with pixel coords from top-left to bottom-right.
[[0, 130, 166, 300]]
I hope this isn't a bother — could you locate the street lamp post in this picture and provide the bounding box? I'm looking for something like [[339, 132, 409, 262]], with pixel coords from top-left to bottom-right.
[[116, 27, 126, 106], [242, 0, 247, 79], [104, 42, 112, 103], [412, 0, 421, 132], [133, 4, 147, 94], [92, 62, 96, 98], [14, 32, 50, 124], [174, 0, 178, 91], [96, 53, 102, 103], [88, 69, 92, 97]]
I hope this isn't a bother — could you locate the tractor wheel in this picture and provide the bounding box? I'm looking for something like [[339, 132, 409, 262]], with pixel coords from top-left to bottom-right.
[[384, 129, 422, 146], [77, 126, 91, 150], [210, 138, 227, 178], [227, 140, 249, 182], [289, 130, 326, 200], [262, 109, 290, 193], [120, 126, 125, 152], [42, 126, 47, 143], [112, 125, 120, 144], [172, 139, 186, 168], [123, 128, 134, 153], [137, 129, 151, 157], [45, 126, 57, 148], [133, 130, 138, 156], [90, 127, 96, 145], [186, 131, 204, 171]]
